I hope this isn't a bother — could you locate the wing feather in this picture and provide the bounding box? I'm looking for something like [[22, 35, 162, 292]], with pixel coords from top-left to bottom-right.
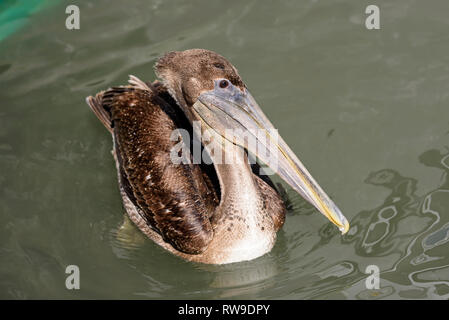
[[87, 78, 218, 254]]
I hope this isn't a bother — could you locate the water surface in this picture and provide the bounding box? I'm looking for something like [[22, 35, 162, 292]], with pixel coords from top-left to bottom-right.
[[1, 0, 448, 299]]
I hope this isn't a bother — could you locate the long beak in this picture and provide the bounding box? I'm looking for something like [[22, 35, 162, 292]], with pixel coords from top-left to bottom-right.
[[191, 80, 349, 234]]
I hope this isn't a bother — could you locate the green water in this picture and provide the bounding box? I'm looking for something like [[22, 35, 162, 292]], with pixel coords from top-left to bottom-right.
[[1, 0, 449, 299]]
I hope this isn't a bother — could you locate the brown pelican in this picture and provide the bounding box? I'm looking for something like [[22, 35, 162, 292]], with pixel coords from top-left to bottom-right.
[[86, 49, 349, 264]]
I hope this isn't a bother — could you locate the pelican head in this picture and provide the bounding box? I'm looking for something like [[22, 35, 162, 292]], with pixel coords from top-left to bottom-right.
[[155, 49, 349, 234]]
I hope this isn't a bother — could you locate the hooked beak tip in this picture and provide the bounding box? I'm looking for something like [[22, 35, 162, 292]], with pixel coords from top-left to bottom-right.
[[339, 219, 350, 235]]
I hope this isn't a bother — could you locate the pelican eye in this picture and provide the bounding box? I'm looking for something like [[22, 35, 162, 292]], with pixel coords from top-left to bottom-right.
[[213, 63, 225, 69], [219, 79, 229, 89]]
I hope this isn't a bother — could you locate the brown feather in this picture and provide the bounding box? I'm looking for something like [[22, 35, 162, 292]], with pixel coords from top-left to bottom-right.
[[95, 85, 218, 254]]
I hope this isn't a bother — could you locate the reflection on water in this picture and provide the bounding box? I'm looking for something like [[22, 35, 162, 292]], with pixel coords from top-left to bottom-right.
[[105, 145, 449, 299], [1, 0, 449, 299], [343, 169, 421, 257], [343, 148, 449, 299]]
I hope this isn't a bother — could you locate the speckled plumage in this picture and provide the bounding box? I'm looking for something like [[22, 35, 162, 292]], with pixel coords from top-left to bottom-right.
[[87, 49, 286, 264]]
